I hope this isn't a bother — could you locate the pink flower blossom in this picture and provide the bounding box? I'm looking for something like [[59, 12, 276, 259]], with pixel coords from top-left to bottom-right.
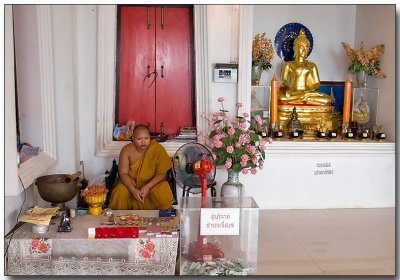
[[243, 112, 249, 118], [248, 146, 257, 154], [200, 112, 206, 118], [213, 140, 223, 148], [224, 159, 232, 169], [268, 137, 273, 144], [254, 115, 262, 124], [235, 102, 243, 108], [240, 160, 248, 167], [223, 117, 228, 122], [208, 120, 213, 126], [218, 97, 225, 102], [240, 134, 250, 143], [251, 168, 257, 175], [235, 142, 242, 148], [241, 154, 249, 162], [239, 122, 247, 130], [212, 153, 217, 160], [228, 127, 235, 135], [197, 130, 203, 136], [226, 146, 234, 153], [214, 133, 224, 140], [242, 168, 249, 175], [252, 156, 258, 164], [212, 115, 218, 121]]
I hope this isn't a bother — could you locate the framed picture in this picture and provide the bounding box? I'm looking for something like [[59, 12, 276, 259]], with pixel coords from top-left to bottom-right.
[[318, 81, 345, 113], [250, 86, 270, 120]]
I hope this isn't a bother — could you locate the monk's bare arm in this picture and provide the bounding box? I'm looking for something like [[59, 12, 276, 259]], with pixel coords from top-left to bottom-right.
[[118, 145, 142, 200]]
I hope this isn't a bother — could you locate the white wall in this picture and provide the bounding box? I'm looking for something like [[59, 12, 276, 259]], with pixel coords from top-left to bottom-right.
[[208, 5, 240, 115], [215, 151, 395, 209], [355, 5, 396, 141], [14, 5, 43, 149], [253, 5, 356, 85]]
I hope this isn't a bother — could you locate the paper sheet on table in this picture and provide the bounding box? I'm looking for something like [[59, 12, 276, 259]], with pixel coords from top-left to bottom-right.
[[18, 207, 59, 226]]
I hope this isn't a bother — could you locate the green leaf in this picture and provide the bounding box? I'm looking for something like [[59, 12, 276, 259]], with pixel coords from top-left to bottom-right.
[[249, 132, 259, 142], [209, 130, 218, 138], [231, 163, 242, 173]]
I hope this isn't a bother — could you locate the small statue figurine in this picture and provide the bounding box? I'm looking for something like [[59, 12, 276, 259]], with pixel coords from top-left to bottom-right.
[[316, 119, 327, 138], [373, 124, 386, 140], [353, 94, 370, 125], [287, 107, 302, 137], [58, 211, 71, 232]]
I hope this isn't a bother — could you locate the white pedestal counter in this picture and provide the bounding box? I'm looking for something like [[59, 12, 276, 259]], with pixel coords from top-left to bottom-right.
[[173, 140, 395, 210], [217, 140, 395, 209]]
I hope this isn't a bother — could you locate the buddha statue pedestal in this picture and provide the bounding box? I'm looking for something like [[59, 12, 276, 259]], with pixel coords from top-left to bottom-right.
[[278, 104, 339, 139]]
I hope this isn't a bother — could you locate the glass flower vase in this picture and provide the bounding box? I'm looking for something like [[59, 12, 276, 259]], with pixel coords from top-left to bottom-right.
[[252, 65, 262, 86], [357, 70, 369, 88], [220, 169, 244, 201]]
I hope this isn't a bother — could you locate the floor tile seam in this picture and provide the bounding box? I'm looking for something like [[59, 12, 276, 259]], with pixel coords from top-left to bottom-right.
[[292, 232, 395, 275], [352, 235, 396, 274], [288, 229, 326, 275]]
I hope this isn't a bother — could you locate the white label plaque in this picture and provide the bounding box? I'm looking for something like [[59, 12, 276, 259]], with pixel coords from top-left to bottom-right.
[[200, 208, 240, 235]]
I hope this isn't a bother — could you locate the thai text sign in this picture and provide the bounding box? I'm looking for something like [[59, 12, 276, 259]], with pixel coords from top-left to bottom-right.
[[200, 208, 240, 235]]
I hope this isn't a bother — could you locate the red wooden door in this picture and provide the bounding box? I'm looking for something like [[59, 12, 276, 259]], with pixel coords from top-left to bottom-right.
[[155, 7, 192, 135], [117, 6, 193, 136], [118, 7, 156, 129]]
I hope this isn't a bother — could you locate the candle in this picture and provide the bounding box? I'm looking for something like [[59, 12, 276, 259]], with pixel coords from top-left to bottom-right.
[[270, 76, 278, 125], [343, 78, 352, 125]]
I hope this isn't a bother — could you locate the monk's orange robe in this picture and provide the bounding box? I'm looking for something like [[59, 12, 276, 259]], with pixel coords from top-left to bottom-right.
[[109, 140, 174, 210]]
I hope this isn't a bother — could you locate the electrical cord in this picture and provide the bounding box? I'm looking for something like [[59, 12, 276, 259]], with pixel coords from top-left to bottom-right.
[[4, 175, 27, 269]]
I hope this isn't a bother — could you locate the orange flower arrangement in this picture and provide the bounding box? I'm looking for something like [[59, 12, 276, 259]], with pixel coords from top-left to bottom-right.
[[341, 41, 386, 78], [252, 33, 274, 71]]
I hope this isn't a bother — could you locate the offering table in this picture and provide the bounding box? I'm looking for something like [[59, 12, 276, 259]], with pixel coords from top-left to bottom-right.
[[5, 210, 179, 276]]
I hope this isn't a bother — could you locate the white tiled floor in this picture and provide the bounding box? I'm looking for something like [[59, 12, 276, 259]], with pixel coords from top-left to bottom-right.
[[257, 208, 395, 275]]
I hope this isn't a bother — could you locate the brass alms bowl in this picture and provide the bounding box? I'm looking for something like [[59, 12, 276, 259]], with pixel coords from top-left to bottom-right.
[[35, 174, 79, 204]]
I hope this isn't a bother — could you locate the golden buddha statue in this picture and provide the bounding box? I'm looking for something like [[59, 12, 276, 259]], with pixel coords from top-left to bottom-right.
[[277, 28, 337, 137]]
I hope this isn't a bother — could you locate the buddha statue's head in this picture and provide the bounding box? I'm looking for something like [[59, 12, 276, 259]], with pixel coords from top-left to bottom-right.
[[293, 29, 310, 58]]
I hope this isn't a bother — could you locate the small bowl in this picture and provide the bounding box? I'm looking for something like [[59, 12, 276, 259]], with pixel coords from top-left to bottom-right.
[[76, 208, 88, 216], [84, 193, 107, 215]]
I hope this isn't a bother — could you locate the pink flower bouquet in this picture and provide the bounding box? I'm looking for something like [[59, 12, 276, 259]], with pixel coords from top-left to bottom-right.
[[198, 97, 270, 175]]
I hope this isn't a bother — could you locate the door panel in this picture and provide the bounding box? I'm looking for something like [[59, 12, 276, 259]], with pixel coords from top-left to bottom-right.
[[155, 7, 192, 135], [118, 7, 156, 128]]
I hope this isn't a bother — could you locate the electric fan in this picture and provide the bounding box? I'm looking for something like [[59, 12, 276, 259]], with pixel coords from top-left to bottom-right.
[[172, 142, 224, 262]]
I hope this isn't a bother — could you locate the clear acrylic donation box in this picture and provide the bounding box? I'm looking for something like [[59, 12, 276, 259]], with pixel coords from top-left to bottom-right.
[[179, 197, 259, 275]]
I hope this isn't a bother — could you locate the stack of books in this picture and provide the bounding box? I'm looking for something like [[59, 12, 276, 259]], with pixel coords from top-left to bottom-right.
[[175, 126, 197, 141]]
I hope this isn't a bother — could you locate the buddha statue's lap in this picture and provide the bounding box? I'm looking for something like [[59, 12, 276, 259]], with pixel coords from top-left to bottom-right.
[[276, 28, 336, 136]]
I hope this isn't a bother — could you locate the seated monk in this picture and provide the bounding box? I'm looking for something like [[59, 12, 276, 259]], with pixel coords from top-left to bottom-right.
[[108, 124, 174, 210], [278, 28, 332, 106]]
